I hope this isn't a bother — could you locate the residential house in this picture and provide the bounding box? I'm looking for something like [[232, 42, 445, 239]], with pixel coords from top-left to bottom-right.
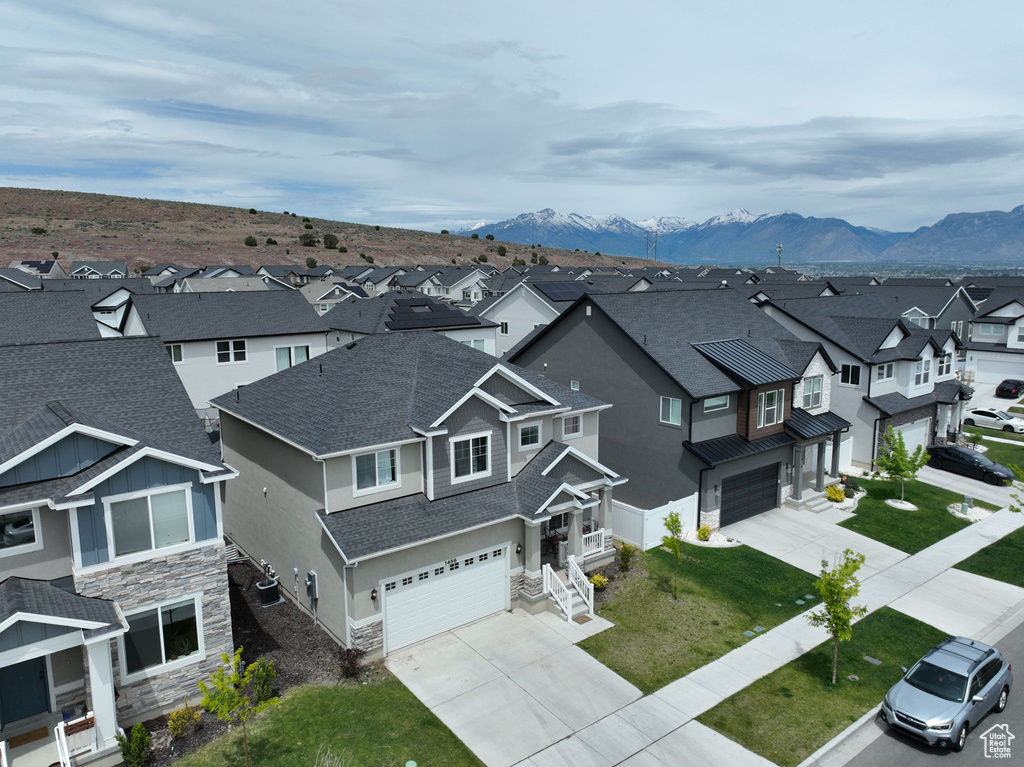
[[963, 288, 1024, 385], [211, 331, 623, 657], [0, 269, 42, 292], [0, 336, 235, 765], [299, 282, 368, 314], [69, 262, 126, 280], [9, 260, 68, 280]]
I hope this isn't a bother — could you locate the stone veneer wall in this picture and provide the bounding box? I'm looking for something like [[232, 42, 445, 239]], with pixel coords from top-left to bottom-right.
[[75, 543, 233, 723], [510, 570, 524, 602], [350, 620, 383, 654], [699, 508, 721, 530]]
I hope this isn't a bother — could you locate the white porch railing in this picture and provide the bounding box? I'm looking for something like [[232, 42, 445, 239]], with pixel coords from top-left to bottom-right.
[[582, 528, 606, 558], [1, 738, 8, 767], [542, 564, 572, 622], [55, 711, 97, 767], [566, 555, 594, 616]]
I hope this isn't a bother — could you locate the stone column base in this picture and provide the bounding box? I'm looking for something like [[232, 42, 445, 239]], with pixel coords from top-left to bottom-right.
[[699, 508, 721, 530]]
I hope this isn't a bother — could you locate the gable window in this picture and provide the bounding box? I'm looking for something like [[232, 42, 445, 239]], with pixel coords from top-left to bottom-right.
[[570, 379, 580, 391], [563, 415, 582, 439], [914, 359, 932, 386], [801, 377, 822, 409], [840, 364, 861, 386], [499, 322, 509, 335], [0, 508, 41, 557], [122, 596, 202, 678], [518, 422, 541, 451], [107, 486, 191, 558], [704, 395, 729, 413], [166, 344, 183, 364], [216, 339, 246, 364], [660, 396, 682, 426], [354, 449, 399, 493], [319, 304, 331, 313], [275, 345, 310, 372], [875, 363, 894, 381], [938, 354, 952, 376], [757, 389, 784, 428], [452, 433, 490, 482]]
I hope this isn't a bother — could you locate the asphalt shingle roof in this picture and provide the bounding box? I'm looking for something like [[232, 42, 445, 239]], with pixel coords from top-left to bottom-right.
[[324, 292, 493, 334], [0, 291, 104, 345], [0, 577, 124, 638]]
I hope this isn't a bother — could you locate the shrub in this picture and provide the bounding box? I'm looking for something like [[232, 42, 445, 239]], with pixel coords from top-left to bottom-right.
[[338, 245, 348, 253], [595, 251, 601, 256], [249, 657, 276, 704], [244, 235, 258, 247], [302, 217, 310, 222], [845, 486, 856, 499], [441, 229, 449, 234], [285, 248, 290, 254], [471, 257, 479, 264], [697, 524, 711, 542], [844, 476, 861, 493], [168, 699, 201, 739], [512, 257, 525, 266], [249, 208, 257, 214], [322, 234, 338, 249], [619, 543, 637, 572], [51, 251, 59, 258], [304, 222, 314, 229], [471, 233, 479, 239], [265, 237, 277, 245], [291, 213, 297, 217], [451, 258, 456, 264], [374, 225, 380, 231], [826, 484, 846, 502], [115, 722, 150, 767], [305, 257, 318, 269], [538, 255, 549, 265], [496, 245, 507, 256], [283, 211, 289, 215], [589, 573, 608, 591], [478, 254, 488, 262], [299, 232, 318, 247], [31, 226, 46, 235], [337, 646, 367, 680], [485, 234, 494, 240]]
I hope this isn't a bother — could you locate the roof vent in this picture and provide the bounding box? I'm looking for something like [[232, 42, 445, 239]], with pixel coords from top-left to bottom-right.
[[345, 341, 357, 350]]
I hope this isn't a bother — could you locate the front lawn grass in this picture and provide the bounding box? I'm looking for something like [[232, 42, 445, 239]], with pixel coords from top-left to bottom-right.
[[956, 525, 1024, 588], [579, 545, 817, 694], [697, 608, 946, 767], [965, 425, 1024, 444], [838, 478, 971, 553], [177, 678, 482, 767]]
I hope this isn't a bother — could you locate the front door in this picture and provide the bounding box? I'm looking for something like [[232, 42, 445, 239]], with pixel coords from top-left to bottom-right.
[[0, 657, 49, 727]]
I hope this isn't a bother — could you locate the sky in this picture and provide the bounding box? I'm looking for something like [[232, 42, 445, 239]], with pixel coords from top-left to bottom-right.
[[1, 0, 1022, 233]]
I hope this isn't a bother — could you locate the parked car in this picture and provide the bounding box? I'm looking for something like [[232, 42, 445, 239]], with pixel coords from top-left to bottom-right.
[[880, 636, 1012, 751], [963, 408, 1024, 433], [925, 445, 1014, 485], [996, 379, 1024, 398]]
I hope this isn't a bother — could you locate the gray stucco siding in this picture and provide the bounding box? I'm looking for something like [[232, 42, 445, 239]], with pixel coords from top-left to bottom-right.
[[699, 445, 792, 514], [220, 414, 323, 504], [2, 506, 73, 580], [691, 397, 739, 442], [325, 442, 422, 511], [432, 398, 509, 499], [0, 432, 119, 489]]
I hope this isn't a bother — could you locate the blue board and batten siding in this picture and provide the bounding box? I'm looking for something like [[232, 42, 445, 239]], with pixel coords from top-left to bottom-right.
[[0, 433, 119, 488], [77, 457, 218, 567]]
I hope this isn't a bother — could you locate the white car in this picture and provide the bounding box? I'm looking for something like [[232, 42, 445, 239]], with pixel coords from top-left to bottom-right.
[[964, 408, 1024, 434]]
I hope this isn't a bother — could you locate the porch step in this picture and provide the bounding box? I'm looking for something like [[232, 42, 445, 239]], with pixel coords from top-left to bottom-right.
[[786, 492, 833, 514]]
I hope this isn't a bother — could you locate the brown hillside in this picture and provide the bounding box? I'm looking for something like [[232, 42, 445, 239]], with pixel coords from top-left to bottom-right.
[[0, 188, 669, 274]]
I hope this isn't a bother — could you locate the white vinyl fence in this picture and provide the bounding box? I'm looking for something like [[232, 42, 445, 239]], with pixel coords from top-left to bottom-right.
[[612, 494, 698, 550]]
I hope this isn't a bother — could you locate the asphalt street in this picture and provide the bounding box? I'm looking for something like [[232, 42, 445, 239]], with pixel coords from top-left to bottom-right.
[[847, 620, 1024, 765]]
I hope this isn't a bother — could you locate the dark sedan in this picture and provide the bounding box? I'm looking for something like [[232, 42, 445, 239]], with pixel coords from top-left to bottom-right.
[[996, 379, 1024, 398], [926, 445, 1014, 485]]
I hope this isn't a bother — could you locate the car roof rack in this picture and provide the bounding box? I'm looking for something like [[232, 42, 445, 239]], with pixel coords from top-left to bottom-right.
[[932, 636, 995, 673]]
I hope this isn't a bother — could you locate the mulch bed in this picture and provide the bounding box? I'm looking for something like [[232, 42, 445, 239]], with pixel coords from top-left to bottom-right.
[[144, 561, 343, 767]]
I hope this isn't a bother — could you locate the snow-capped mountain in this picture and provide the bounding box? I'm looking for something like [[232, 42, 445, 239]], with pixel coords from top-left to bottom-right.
[[635, 216, 698, 233]]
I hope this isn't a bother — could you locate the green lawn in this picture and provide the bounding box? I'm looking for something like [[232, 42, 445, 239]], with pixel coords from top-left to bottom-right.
[[579, 545, 817, 694], [965, 425, 1024, 444], [697, 608, 946, 767], [956, 525, 1024, 588], [176, 679, 482, 767], [838, 478, 973, 553], [973, 438, 1024, 471]]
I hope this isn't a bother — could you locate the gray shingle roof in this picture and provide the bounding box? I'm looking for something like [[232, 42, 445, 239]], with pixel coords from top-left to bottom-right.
[[213, 331, 604, 457], [131, 290, 328, 342], [0, 577, 124, 638], [70, 261, 126, 276], [0, 269, 42, 290], [324, 292, 494, 334], [0, 291, 104, 345]]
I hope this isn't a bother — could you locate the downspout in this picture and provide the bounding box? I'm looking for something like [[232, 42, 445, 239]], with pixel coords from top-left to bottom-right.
[[866, 359, 881, 473]]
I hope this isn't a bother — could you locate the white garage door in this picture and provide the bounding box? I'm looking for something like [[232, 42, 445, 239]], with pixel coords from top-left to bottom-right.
[[383, 546, 509, 653], [895, 418, 931, 454], [969, 353, 1024, 385]]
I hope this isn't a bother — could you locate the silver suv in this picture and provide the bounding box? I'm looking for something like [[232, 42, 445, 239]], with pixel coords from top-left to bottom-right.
[[880, 636, 1012, 751]]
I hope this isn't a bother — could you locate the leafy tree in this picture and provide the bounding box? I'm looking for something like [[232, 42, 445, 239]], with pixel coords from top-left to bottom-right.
[[302, 216, 310, 222], [441, 229, 449, 234], [299, 232, 318, 247], [199, 647, 279, 767], [485, 234, 494, 240], [31, 226, 46, 235], [244, 235, 258, 247], [512, 257, 525, 266], [875, 426, 928, 502], [661, 511, 684, 600], [304, 222, 314, 229], [478, 254, 488, 262], [806, 549, 868, 684], [265, 237, 277, 245], [374, 225, 380, 231], [305, 257, 318, 269], [538, 255, 549, 265], [322, 233, 338, 249], [496, 245, 507, 256], [471, 233, 479, 239], [248, 208, 257, 214], [338, 245, 348, 253]]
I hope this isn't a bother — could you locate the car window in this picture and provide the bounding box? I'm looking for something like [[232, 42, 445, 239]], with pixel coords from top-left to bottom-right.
[[996, 411, 1012, 419], [905, 661, 968, 702], [978, 659, 1001, 688]]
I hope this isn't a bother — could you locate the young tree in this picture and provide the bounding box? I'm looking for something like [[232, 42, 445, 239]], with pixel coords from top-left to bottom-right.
[[875, 426, 928, 502], [322, 234, 338, 250], [199, 647, 279, 767], [806, 549, 868, 684], [662, 511, 683, 600]]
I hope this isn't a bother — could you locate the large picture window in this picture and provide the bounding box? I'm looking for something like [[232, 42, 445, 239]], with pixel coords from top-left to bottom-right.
[[354, 449, 399, 492], [275, 345, 310, 371], [452, 434, 490, 481], [801, 377, 822, 409], [757, 389, 784, 428], [123, 598, 201, 676], [108, 487, 191, 558]]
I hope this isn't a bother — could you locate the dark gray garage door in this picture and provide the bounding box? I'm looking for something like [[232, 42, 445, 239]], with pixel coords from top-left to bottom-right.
[[720, 463, 779, 526]]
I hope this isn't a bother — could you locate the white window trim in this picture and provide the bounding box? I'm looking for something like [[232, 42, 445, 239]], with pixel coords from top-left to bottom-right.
[[0, 506, 44, 559], [273, 343, 311, 371], [660, 396, 682, 426], [499, 322, 509, 335], [570, 380, 580, 391], [450, 431, 492, 484], [757, 389, 785, 429], [166, 343, 183, 365], [937, 354, 952, 376], [839, 364, 862, 387], [517, 421, 542, 452], [102, 482, 195, 563], [875, 363, 894, 381], [562, 414, 582, 439], [704, 395, 729, 413], [215, 339, 247, 365], [914, 358, 932, 386], [118, 592, 206, 684], [351, 448, 402, 497], [801, 377, 822, 409]]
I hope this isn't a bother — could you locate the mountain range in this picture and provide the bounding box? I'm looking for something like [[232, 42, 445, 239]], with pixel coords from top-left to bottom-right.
[[455, 206, 1024, 268]]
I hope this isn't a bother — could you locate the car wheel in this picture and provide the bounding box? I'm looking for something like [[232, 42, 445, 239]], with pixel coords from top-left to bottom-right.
[[984, 473, 1002, 485], [1005, 425, 1015, 433], [953, 723, 968, 752], [996, 686, 1009, 713], [965, 418, 975, 426], [929, 458, 943, 469]]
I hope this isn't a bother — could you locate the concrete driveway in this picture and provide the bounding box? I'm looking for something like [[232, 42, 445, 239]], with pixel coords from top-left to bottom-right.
[[386, 609, 642, 767], [916, 464, 1014, 507]]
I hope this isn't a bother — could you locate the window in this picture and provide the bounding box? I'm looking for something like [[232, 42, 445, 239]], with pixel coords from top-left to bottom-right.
[[166, 344, 183, 364], [875, 363, 894, 381], [938, 354, 952, 376], [570, 379, 580, 391], [1017, 326, 1024, 343], [563, 414, 582, 439], [660, 396, 682, 425], [216, 339, 246, 364], [801, 377, 822, 409], [757, 389, 784, 428], [914, 358, 931, 386], [980, 324, 999, 335], [319, 304, 330, 313], [703, 395, 728, 413], [354, 449, 399, 492], [452, 433, 490, 481], [518, 423, 541, 451], [107, 487, 191, 558], [499, 322, 509, 335], [460, 339, 485, 351], [840, 364, 861, 386], [548, 512, 568, 531], [122, 597, 201, 677], [275, 345, 310, 372], [0, 508, 40, 556]]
